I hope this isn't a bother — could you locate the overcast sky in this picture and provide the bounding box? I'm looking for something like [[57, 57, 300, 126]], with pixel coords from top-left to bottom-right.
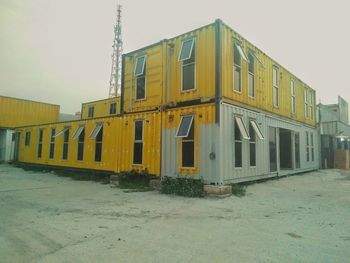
[[1, 0, 349, 113]]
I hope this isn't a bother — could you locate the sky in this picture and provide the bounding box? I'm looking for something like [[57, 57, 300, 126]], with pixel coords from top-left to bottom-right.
[[0, 0, 349, 113]]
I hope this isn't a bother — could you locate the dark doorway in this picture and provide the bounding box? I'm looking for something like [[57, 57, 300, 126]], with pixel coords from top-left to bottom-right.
[[279, 128, 292, 169], [269, 127, 277, 172]]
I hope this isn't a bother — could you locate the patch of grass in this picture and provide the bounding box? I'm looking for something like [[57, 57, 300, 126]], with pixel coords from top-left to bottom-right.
[[231, 184, 246, 197], [117, 171, 153, 190], [161, 177, 204, 197]]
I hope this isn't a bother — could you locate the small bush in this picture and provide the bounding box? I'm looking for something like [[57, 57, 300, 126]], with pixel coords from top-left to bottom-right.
[[117, 170, 153, 190], [231, 184, 246, 197], [161, 176, 204, 197]]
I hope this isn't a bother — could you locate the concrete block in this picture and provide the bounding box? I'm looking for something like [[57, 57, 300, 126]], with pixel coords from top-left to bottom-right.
[[149, 179, 161, 190], [110, 174, 119, 188], [204, 185, 232, 198]]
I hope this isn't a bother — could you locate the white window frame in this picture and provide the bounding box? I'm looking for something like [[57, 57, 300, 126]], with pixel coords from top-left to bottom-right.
[[249, 120, 264, 140], [133, 120, 144, 165], [176, 115, 194, 138], [89, 123, 103, 139], [134, 56, 146, 77], [234, 43, 248, 62], [304, 87, 309, 119], [88, 106, 94, 118], [180, 39, 196, 92], [178, 39, 195, 62], [72, 126, 85, 140], [309, 90, 313, 120], [248, 52, 255, 98], [53, 127, 70, 138], [291, 79, 296, 114], [273, 66, 279, 107], [234, 116, 250, 140]]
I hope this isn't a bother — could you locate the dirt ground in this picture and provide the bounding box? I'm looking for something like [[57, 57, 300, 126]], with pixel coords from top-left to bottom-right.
[[0, 164, 349, 263]]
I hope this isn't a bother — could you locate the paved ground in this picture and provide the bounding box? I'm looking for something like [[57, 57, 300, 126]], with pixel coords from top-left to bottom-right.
[[0, 164, 349, 263]]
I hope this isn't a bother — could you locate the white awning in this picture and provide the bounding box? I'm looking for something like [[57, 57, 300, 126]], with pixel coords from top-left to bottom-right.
[[178, 39, 195, 61], [53, 127, 69, 138], [235, 43, 248, 62], [250, 120, 264, 140], [72, 126, 85, 140], [176, 115, 194, 138], [89, 123, 103, 139], [134, 56, 146, 76], [249, 51, 264, 67], [235, 116, 250, 139]]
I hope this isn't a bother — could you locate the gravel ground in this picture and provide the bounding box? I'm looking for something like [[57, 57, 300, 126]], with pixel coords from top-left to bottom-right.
[[0, 164, 349, 263]]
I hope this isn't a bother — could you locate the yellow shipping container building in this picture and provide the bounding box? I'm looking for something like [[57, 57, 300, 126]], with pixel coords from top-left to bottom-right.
[[14, 19, 319, 184]]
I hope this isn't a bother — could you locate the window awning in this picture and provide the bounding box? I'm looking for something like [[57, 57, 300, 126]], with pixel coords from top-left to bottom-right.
[[53, 127, 69, 138], [234, 43, 248, 62], [176, 115, 194, 137], [178, 39, 195, 61], [134, 56, 146, 76], [72, 126, 85, 140], [235, 116, 250, 139], [248, 51, 264, 67], [250, 120, 264, 140], [89, 123, 103, 139]]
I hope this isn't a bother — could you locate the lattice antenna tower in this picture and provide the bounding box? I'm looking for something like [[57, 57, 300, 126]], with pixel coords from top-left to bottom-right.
[[108, 4, 123, 97]]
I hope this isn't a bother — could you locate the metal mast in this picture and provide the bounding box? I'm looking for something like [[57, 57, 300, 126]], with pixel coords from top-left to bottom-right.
[[108, 4, 123, 97]]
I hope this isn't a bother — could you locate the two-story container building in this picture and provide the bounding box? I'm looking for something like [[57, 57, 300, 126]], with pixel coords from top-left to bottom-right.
[[15, 19, 319, 184]]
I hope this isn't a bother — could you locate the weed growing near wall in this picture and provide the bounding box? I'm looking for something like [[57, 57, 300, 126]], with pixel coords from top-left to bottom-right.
[[161, 177, 204, 197]]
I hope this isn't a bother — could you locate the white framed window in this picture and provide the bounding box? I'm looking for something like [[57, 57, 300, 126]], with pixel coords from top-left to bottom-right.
[[249, 120, 264, 140], [234, 116, 250, 140], [179, 39, 195, 91], [133, 120, 143, 165], [134, 56, 146, 100], [273, 67, 279, 107], [304, 87, 309, 118], [72, 126, 85, 140], [306, 131, 310, 162], [88, 106, 94, 118], [134, 56, 146, 76], [176, 115, 194, 138], [89, 123, 103, 139], [233, 43, 248, 92], [309, 90, 314, 120], [53, 127, 69, 138], [291, 79, 296, 114], [248, 52, 255, 98]]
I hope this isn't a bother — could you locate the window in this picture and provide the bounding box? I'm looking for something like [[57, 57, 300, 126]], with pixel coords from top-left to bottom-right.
[[37, 129, 43, 158], [72, 126, 85, 161], [176, 115, 195, 168], [291, 79, 296, 114], [311, 133, 314, 162], [89, 123, 103, 162], [309, 91, 314, 120], [295, 133, 300, 169], [306, 131, 310, 162], [49, 128, 55, 159], [88, 106, 94, 118], [176, 115, 194, 137], [133, 120, 143, 164], [53, 127, 69, 138], [179, 39, 195, 91], [304, 88, 309, 118], [25, 131, 31, 146], [234, 116, 249, 168], [248, 52, 255, 97], [249, 120, 264, 140], [62, 128, 69, 160], [109, 103, 117, 115], [273, 67, 279, 107], [249, 121, 256, 167], [233, 43, 248, 92], [134, 56, 146, 100], [95, 126, 103, 162]]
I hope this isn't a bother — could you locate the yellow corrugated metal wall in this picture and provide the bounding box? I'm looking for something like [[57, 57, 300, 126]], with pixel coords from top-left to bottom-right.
[[0, 96, 59, 128], [220, 23, 316, 127], [81, 97, 120, 119], [16, 112, 162, 175], [163, 104, 215, 175]]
